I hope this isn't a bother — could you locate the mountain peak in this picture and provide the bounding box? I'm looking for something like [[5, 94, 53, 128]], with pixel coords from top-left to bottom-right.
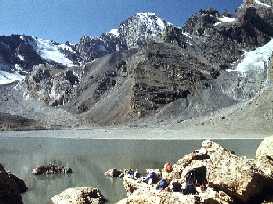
[[109, 29, 119, 37], [136, 12, 156, 16], [118, 12, 168, 48], [134, 12, 166, 30]]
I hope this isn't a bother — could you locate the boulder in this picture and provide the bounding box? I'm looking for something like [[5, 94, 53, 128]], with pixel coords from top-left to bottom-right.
[[104, 168, 123, 178], [256, 136, 273, 159], [255, 136, 273, 204], [49, 187, 106, 204], [0, 163, 28, 204], [32, 163, 72, 175], [118, 140, 273, 204], [255, 136, 273, 178], [123, 176, 153, 193], [172, 140, 273, 203]]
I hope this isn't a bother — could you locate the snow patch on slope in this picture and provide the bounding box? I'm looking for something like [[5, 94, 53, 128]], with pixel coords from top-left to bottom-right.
[[218, 16, 236, 23], [255, 0, 271, 7], [214, 16, 237, 26], [36, 38, 74, 67], [0, 70, 24, 84], [109, 29, 119, 37], [182, 32, 193, 39], [18, 54, 24, 61], [234, 39, 273, 74]]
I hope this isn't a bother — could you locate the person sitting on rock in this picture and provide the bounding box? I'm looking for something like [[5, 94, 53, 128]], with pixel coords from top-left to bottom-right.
[[127, 169, 135, 178], [143, 171, 158, 184], [162, 162, 173, 181], [156, 179, 169, 191], [133, 170, 140, 179]]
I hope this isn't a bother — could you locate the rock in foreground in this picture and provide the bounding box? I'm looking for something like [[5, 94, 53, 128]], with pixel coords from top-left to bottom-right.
[[256, 136, 273, 159], [0, 163, 27, 204], [256, 136, 273, 177], [49, 187, 106, 204], [173, 140, 273, 203], [118, 187, 232, 204], [118, 139, 273, 204]]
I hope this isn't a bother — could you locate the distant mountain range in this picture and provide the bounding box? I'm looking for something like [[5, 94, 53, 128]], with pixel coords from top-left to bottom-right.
[[0, 12, 172, 82], [1, 0, 273, 129]]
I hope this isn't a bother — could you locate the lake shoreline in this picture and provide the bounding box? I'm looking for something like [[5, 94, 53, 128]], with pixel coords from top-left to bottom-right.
[[0, 127, 271, 140]]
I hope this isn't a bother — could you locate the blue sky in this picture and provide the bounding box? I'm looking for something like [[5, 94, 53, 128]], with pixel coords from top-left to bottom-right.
[[0, 0, 242, 43]]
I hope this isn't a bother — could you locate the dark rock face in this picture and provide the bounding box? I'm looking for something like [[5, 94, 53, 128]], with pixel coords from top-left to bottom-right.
[[0, 164, 27, 204], [181, 6, 273, 67], [0, 35, 43, 73], [131, 42, 213, 116], [75, 34, 126, 63], [183, 8, 221, 36]]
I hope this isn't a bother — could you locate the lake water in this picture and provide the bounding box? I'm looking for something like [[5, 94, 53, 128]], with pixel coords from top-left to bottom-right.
[[0, 136, 262, 204]]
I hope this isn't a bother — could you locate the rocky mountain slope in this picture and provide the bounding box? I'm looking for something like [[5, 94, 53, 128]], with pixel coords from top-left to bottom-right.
[[1, 0, 273, 129]]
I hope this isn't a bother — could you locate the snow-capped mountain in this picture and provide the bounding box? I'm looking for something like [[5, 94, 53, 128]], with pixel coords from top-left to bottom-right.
[[0, 12, 175, 85], [2, 3, 273, 128], [0, 35, 81, 84], [74, 12, 172, 63], [35, 38, 75, 67], [118, 12, 169, 48]]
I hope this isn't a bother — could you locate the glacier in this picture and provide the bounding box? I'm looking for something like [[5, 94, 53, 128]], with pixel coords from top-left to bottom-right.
[[36, 38, 74, 67]]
